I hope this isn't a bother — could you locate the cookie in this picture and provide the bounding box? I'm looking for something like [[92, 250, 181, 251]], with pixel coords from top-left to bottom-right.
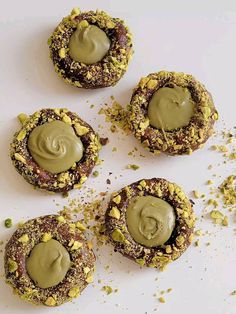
[[48, 8, 133, 89], [105, 178, 195, 270], [4, 215, 95, 306], [128, 71, 218, 155], [10, 108, 100, 193]]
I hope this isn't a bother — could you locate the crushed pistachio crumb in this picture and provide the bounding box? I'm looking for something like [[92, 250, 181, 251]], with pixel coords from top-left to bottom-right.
[[93, 171, 99, 177], [4, 218, 12, 228], [18, 234, 29, 243], [126, 164, 140, 170], [102, 286, 113, 295]]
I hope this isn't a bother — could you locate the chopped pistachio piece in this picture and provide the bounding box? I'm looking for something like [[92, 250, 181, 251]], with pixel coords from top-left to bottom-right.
[[8, 258, 18, 273], [102, 285, 113, 295], [93, 170, 99, 177], [17, 113, 29, 125], [83, 267, 90, 274], [4, 218, 12, 228], [126, 164, 140, 170], [57, 216, 66, 223], [41, 232, 52, 242], [76, 221, 86, 231], [71, 241, 83, 250], [108, 207, 120, 220], [45, 296, 56, 306], [113, 195, 121, 204], [111, 229, 125, 243], [18, 234, 29, 243], [68, 287, 80, 298]]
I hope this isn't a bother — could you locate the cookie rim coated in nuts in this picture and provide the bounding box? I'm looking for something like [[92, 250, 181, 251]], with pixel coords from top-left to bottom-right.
[[4, 215, 95, 306], [105, 178, 195, 270], [128, 71, 218, 156], [48, 8, 133, 89], [10, 108, 100, 193]]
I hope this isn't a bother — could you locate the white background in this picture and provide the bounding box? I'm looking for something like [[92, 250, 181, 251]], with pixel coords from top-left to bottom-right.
[[0, 1, 236, 313]]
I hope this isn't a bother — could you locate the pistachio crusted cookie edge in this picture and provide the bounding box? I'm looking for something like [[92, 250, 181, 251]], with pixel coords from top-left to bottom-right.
[[10, 108, 100, 193], [105, 178, 195, 270], [48, 8, 133, 89], [128, 71, 218, 155], [4, 215, 95, 306]]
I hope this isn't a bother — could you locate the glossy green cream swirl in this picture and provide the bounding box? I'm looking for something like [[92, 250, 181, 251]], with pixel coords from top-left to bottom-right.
[[28, 120, 84, 173], [68, 23, 111, 64], [26, 239, 71, 289], [126, 196, 176, 247], [148, 85, 195, 131]]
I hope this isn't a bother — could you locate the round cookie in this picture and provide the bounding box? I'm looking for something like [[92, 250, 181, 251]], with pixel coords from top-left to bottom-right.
[[4, 215, 95, 306], [10, 108, 100, 193], [48, 8, 133, 89], [105, 178, 195, 270], [128, 71, 218, 155]]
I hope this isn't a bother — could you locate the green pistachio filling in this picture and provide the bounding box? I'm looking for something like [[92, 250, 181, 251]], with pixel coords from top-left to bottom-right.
[[148, 85, 195, 130], [68, 23, 111, 64], [28, 120, 84, 173], [126, 196, 176, 247], [26, 239, 71, 289]]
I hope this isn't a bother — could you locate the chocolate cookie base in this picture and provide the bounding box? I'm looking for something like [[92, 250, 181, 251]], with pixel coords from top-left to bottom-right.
[[10, 108, 100, 193], [128, 71, 218, 155], [105, 178, 195, 270], [4, 215, 95, 306], [48, 8, 133, 89]]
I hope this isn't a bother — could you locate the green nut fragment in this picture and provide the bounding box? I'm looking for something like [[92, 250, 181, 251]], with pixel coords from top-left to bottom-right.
[[83, 266, 91, 274], [92, 170, 99, 177], [176, 235, 185, 246], [210, 210, 223, 219], [18, 234, 29, 243], [76, 221, 86, 231], [4, 218, 12, 228], [111, 229, 125, 243], [147, 79, 158, 89], [136, 258, 145, 266], [59, 48, 66, 58], [102, 285, 113, 295], [74, 123, 89, 136], [17, 113, 29, 125], [8, 258, 18, 273], [17, 130, 26, 141], [70, 240, 83, 250], [57, 216, 66, 223], [14, 153, 26, 164], [41, 232, 52, 242], [113, 195, 121, 204], [108, 207, 120, 220], [201, 106, 211, 119], [85, 274, 94, 283], [165, 245, 172, 254], [68, 287, 80, 298], [71, 7, 80, 17], [126, 164, 140, 170], [61, 114, 72, 124], [45, 296, 56, 306]]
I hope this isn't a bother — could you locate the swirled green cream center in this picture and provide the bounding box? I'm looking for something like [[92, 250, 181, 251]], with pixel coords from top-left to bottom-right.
[[28, 120, 83, 173], [126, 196, 176, 247], [148, 85, 195, 131], [68, 23, 111, 64], [26, 239, 71, 289]]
